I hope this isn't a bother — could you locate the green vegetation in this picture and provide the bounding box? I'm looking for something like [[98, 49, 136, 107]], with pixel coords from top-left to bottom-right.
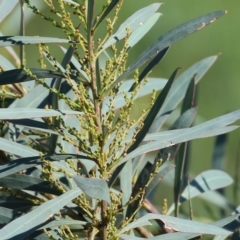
[[0, 1, 239, 239]]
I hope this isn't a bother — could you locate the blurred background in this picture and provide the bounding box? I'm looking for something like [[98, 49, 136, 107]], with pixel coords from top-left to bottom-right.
[[1, 0, 240, 222]]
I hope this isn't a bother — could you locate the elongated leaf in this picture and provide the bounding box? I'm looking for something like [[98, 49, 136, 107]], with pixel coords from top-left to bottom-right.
[[199, 126, 239, 138], [102, 3, 162, 49], [0, 137, 39, 157], [150, 55, 218, 132], [107, 10, 226, 93], [0, 174, 62, 195], [87, 0, 95, 40], [0, 154, 91, 178], [120, 160, 132, 208], [121, 214, 239, 240], [0, 36, 76, 47], [144, 126, 238, 142], [48, 46, 75, 154], [119, 109, 240, 165], [0, 68, 80, 85], [180, 170, 233, 202], [0, 108, 81, 120], [168, 170, 233, 214], [174, 78, 196, 216], [0, 188, 82, 239], [128, 13, 161, 48], [73, 175, 111, 203], [93, 0, 119, 30], [119, 213, 232, 236]]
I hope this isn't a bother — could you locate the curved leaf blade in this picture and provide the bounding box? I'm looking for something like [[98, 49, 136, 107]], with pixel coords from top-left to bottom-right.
[[119, 109, 240, 165], [93, 0, 119, 30], [0, 188, 82, 239], [107, 10, 226, 92], [122, 214, 239, 239], [180, 170, 233, 203], [102, 3, 162, 49], [168, 170, 233, 215], [128, 13, 161, 48], [0, 137, 39, 157], [119, 213, 232, 236]]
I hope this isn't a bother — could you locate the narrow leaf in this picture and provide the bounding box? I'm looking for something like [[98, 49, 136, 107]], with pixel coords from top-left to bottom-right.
[[102, 3, 162, 49], [0, 188, 82, 239], [121, 214, 239, 239], [119, 213, 232, 236], [0, 36, 76, 47], [0, 108, 81, 120], [87, 0, 95, 43], [180, 170, 233, 203], [0, 137, 38, 157], [0, 174, 62, 195], [0, 154, 92, 178], [0, 68, 80, 85], [93, 0, 119, 30], [174, 78, 196, 216], [107, 10, 226, 92], [168, 170, 233, 214], [119, 109, 240, 165]]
